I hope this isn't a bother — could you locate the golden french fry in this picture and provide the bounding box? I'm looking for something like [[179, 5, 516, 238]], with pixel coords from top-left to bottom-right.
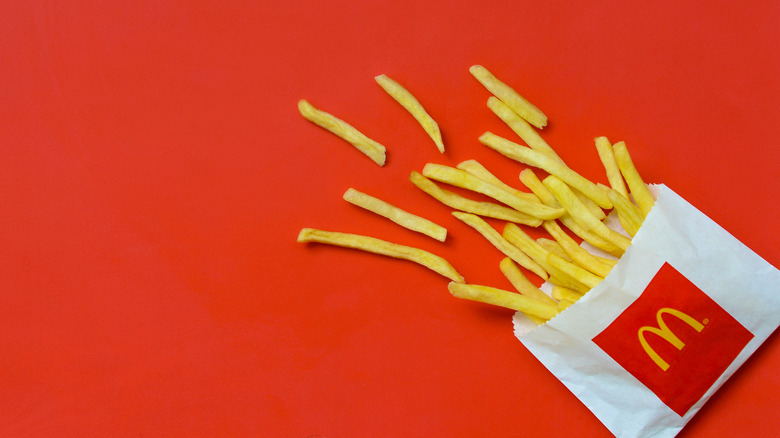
[[343, 188, 447, 242], [502, 222, 556, 274], [542, 220, 615, 278], [574, 188, 606, 220], [521, 169, 624, 256], [594, 136, 629, 198], [297, 228, 463, 283], [557, 298, 575, 311], [486, 96, 562, 162], [448, 282, 559, 321], [499, 257, 558, 306], [452, 212, 548, 280], [479, 132, 612, 209], [422, 163, 564, 220], [456, 159, 539, 204], [546, 253, 603, 289], [613, 141, 655, 216], [551, 285, 584, 303], [601, 184, 644, 237], [409, 172, 542, 226], [375, 74, 444, 153], [548, 274, 590, 294], [469, 65, 548, 129], [542, 175, 632, 252], [536, 238, 573, 262], [298, 99, 386, 166]]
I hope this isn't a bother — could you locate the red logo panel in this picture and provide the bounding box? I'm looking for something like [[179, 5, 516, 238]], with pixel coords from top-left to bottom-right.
[[592, 263, 753, 416]]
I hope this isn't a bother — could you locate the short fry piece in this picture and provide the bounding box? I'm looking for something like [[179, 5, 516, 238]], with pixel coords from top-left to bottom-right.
[[422, 163, 564, 220], [480, 132, 612, 209], [448, 282, 559, 321], [452, 212, 548, 280], [409, 172, 542, 226], [456, 159, 539, 203], [613, 141, 655, 216], [375, 74, 444, 153], [469, 65, 548, 129], [297, 228, 463, 283], [542, 175, 632, 251], [486, 96, 562, 162], [343, 188, 447, 242], [499, 257, 557, 306], [298, 99, 387, 166], [594, 136, 629, 198]]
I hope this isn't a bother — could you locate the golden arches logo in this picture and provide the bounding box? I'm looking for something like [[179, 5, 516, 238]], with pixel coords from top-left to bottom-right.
[[637, 308, 706, 371]]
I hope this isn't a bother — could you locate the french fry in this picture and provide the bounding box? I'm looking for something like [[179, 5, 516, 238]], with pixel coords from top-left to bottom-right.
[[546, 253, 603, 289], [601, 184, 644, 237], [542, 220, 616, 278], [456, 159, 539, 203], [409, 172, 542, 226], [343, 188, 447, 242], [479, 132, 612, 209], [297, 228, 464, 283], [448, 282, 559, 321], [452, 212, 548, 280], [469, 65, 548, 129], [502, 222, 556, 274], [574, 188, 607, 220], [551, 285, 584, 303], [594, 136, 629, 198], [557, 298, 575, 311], [375, 74, 444, 153], [613, 141, 655, 216], [486, 96, 562, 162], [520, 169, 624, 257], [536, 238, 573, 262], [542, 175, 632, 252], [298, 99, 386, 166], [422, 163, 564, 220], [547, 273, 590, 294], [499, 257, 558, 307]]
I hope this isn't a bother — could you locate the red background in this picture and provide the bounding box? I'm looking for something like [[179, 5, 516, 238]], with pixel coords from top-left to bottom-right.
[[1, 1, 778, 437]]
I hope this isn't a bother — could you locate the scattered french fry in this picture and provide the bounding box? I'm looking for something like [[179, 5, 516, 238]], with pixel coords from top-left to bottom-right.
[[469, 65, 548, 129], [375, 74, 444, 153], [613, 141, 655, 216], [298, 99, 387, 166], [479, 132, 612, 209], [297, 228, 464, 283], [452, 212, 548, 280], [499, 257, 558, 306], [409, 172, 542, 226], [456, 159, 539, 203], [486, 96, 562, 162], [343, 188, 447, 242], [448, 282, 559, 321], [594, 136, 629, 198], [542, 175, 632, 252], [422, 163, 564, 220]]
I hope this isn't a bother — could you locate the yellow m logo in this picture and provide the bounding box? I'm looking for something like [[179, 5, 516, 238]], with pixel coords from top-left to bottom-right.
[[638, 308, 705, 371]]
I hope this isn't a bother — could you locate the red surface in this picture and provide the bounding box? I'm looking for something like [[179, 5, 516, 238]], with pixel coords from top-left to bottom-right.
[[1, 1, 778, 437]]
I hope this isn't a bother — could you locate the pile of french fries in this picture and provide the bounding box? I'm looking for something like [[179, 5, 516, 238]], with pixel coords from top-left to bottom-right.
[[297, 66, 654, 325]]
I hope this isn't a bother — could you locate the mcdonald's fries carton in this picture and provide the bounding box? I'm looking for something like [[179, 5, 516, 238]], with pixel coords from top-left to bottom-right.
[[514, 185, 780, 438]]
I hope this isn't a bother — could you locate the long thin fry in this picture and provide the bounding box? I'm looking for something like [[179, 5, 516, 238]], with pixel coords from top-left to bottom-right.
[[409, 172, 542, 226], [542, 175, 632, 251], [375, 74, 444, 153], [536, 238, 572, 262], [452, 212, 548, 280], [448, 282, 559, 321], [499, 257, 558, 306], [297, 228, 463, 283], [542, 220, 615, 278], [456, 159, 539, 203], [546, 253, 603, 289], [479, 132, 612, 209], [486, 96, 561, 161], [298, 99, 386, 166], [613, 141, 655, 216], [469, 65, 548, 129], [551, 285, 584, 303], [343, 188, 447, 242], [422, 163, 564, 220], [594, 136, 629, 198]]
